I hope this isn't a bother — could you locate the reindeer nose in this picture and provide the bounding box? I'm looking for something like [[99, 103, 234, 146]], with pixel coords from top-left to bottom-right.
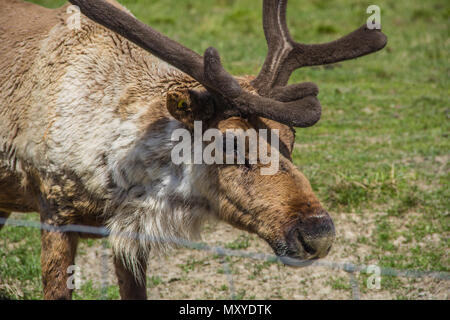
[[297, 211, 335, 258]]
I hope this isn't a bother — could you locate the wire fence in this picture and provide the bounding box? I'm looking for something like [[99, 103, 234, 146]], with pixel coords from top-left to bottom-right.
[[1, 217, 449, 300]]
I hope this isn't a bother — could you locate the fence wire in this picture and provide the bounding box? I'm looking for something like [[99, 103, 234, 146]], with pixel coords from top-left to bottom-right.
[[0, 217, 448, 300]]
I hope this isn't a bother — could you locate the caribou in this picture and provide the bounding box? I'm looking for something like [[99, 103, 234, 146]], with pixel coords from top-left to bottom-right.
[[0, 0, 387, 299]]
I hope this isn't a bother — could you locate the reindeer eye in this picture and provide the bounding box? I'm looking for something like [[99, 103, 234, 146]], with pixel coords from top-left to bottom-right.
[[177, 100, 188, 109]]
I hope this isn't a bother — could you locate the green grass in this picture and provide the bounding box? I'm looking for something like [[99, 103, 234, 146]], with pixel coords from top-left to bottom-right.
[[72, 280, 120, 300], [328, 276, 351, 291], [0, 213, 42, 299], [1, 0, 448, 299], [224, 234, 251, 250]]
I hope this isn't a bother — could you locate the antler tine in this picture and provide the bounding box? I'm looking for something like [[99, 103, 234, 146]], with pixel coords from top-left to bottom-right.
[[69, 0, 241, 98], [252, 0, 291, 95], [252, 0, 388, 95]]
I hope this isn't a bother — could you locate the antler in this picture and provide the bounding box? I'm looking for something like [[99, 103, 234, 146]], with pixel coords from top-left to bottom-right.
[[69, 0, 387, 128], [252, 0, 387, 96]]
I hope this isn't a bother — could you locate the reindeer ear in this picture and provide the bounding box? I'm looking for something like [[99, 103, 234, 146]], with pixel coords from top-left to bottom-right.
[[166, 89, 214, 128]]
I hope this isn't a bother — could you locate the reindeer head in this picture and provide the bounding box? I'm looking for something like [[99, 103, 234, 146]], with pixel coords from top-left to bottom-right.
[[71, 0, 387, 263]]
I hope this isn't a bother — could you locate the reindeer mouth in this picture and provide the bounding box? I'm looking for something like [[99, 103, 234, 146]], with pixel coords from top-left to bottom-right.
[[278, 256, 318, 268], [268, 239, 317, 267], [269, 213, 336, 266]]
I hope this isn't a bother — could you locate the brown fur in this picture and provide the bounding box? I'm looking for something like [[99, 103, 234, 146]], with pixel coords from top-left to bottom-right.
[[0, 0, 334, 299]]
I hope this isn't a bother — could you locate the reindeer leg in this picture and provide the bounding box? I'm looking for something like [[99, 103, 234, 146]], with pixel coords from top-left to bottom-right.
[[0, 211, 11, 231], [113, 255, 147, 300], [40, 227, 78, 300]]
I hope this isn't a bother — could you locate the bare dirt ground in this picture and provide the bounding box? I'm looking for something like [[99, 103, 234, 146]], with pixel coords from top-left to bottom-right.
[[75, 212, 449, 300]]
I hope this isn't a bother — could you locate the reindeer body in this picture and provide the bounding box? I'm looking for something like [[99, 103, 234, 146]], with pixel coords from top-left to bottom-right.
[[1, 0, 215, 298], [0, 0, 386, 299]]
